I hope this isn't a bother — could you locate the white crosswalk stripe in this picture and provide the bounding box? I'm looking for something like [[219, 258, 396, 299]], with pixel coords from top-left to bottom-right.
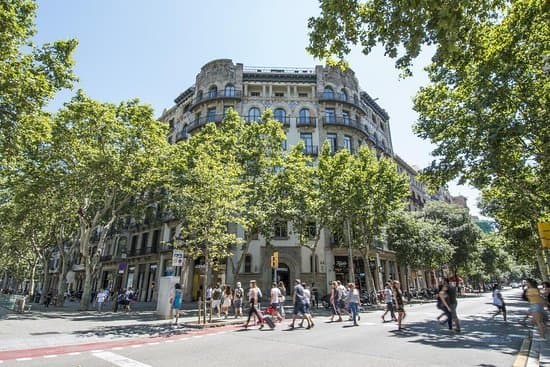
[[93, 351, 152, 367]]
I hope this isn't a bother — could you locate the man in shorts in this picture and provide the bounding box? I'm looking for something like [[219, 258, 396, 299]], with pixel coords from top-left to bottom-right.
[[288, 279, 309, 329]]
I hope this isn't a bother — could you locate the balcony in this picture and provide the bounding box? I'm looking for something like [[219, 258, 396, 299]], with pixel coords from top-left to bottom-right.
[[322, 116, 368, 136], [190, 89, 242, 110], [296, 117, 317, 128], [274, 116, 291, 127], [317, 92, 368, 113], [187, 114, 225, 133], [302, 145, 319, 156]]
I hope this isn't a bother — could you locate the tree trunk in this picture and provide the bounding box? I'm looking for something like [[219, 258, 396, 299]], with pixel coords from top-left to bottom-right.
[[80, 263, 93, 310], [361, 252, 376, 295], [230, 237, 252, 290], [29, 258, 38, 299], [536, 247, 549, 282], [56, 248, 70, 307], [39, 256, 51, 304]]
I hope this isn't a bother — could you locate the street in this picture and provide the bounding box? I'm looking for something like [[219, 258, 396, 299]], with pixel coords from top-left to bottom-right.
[[0, 289, 532, 367]]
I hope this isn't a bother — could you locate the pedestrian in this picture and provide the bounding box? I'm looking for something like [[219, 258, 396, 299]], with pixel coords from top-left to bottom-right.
[[299, 282, 314, 328], [277, 281, 286, 319], [44, 291, 52, 308], [346, 283, 360, 326], [542, 281, 550, 310], [221, 285, 232, 319], [233, 282, 244, 318], [435, 284, 448, 324], [525, 279, 545, 338], [491, 283, 507, 322], [336, 281, 349, 318], [96, 289, 106, 312], [445, 278, 461, 333], [438, 284, 453, 331], [212, 283, 222, 318], [269, 282, 283, 322], [125, 288, 134, 312], [243, 280, 264, 329], [381, 282, 396, 322], [329, 281, 342, 322], [289, 279, 310, 329], [170, 283, 183, 325], [393, 280, 406, 331]]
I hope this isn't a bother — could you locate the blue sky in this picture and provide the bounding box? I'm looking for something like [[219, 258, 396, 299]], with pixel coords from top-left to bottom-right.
[[35, 0, 482, 216]]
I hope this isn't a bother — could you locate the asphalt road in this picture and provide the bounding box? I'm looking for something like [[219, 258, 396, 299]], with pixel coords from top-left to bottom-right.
[[2, 289, 528, 367]]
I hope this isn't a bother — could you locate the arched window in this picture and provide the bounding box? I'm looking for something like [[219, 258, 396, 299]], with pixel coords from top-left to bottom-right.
[[299, 108, 310, 124], [274, 108, 286, 123], [248, 107, 261, 122], [208, 85, 218, 98], [224, 84, 235, 97], [244, 254, 252, 273], [324, 86, 334, 98], [340, 88, 348, 101]]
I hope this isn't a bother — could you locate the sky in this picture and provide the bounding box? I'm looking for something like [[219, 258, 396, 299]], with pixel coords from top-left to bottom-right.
[[34, 0, 483, 216]]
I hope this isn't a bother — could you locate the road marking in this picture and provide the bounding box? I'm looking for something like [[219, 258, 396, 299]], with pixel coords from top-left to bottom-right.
[[165, 340, 175, 343], [93, 351, 152, 367], [513, 332, 532, 367], [112, 347, 124, 350], [146, 342, 160, 346], [90, 349, 104, 353], [43, 355, 58, 358], [131, 344, 143, 348], [15, 357, 32, 362], [68, 352, 81, 356]]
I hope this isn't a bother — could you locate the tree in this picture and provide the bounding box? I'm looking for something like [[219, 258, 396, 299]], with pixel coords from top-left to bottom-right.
[[423, 201, 482, 277], [307, 0, 549, 274], [51, 91, 170, 310], [318, 145, 409, 291], [168, 113, 246, 321], [0, 0, 77, 157], [387, 211, 453, 287]]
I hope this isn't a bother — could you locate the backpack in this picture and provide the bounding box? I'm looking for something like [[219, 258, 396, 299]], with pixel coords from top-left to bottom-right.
[[234, 287, 243, 299], [257, 288, 262, 303], [212, 288, 222, 300], [117, 293, 125, 302]]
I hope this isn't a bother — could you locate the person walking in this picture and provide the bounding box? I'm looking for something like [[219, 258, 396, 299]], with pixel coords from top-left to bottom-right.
[[221, 285, 232, 319], [525, 279, 545, 338], [445, 278, 461, 333], [438, 284, 453, 331], [393, 281, 406, 331], [233, 282, 244, 318], [329, 281, 342, 322], [277, 281, 286, 319], [270, 282, 284, 322], [299, 282, 314, 328], [170, 283, 183, 325], [243, 280, 264, 329], [381, 282, 396, 322], [96, 289, 106, 312], [44, 291, 52, 308], [288, 279, 309, 329], [211, 283, 222, 318], [347, 283, 360, 326], [491, 283, 507, 322]]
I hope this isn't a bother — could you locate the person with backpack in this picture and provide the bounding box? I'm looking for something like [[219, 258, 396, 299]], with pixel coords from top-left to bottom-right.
[[233, 282, 244, 318], [211, 283, 222, 318], [491, 283, 507, 322]]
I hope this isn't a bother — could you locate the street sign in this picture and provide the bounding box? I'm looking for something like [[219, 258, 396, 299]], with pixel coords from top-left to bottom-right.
[[538, 222, 550, 248], [172, 249, 184, 267]]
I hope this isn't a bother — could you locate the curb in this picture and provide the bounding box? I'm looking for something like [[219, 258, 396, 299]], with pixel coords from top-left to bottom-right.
[[514, 331, 533, 367]]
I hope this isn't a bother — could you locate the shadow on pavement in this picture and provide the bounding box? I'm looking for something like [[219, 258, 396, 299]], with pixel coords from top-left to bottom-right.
[[71, 322, 189, 339], [388, 314, 527, 355]]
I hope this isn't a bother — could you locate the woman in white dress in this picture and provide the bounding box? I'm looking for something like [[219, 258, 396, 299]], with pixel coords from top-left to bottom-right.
[[221, 285, 233, 319]]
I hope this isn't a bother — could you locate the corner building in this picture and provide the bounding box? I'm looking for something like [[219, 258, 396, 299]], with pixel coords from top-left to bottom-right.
[[155, 59, 402, 298]]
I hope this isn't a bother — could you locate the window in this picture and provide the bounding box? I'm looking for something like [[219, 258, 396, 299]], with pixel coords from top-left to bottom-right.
[[251, 91, 260, 97], [324, 86, 334, 98], [299, 108, 310, 124], [340, 88, 348, 101], [207, 107, 217, 121], [141, 232, 149, 250], [298, 92, 308, 97], [326, 133, 337, 154], [224, 84, 235, 97], [274, 108, 286, 123], [325, 108, 336, 123], [307, 222, 317, 239], [274, 220, 288, 238], [343, 135, 352, 152], [151, 230, 160, 252], [248, 107, 261, 122], [310, 255, 318, 273], [244, 254, 252, 273], [342, 110, 351, 124], [274, 92, 284, 97], [208, 85, 217, 98], [130, 235, 138, 255], [300, 132, 313, 153]]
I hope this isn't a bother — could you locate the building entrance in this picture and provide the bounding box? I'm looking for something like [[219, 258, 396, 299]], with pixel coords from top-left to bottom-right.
[[275, 263, 290, 295]]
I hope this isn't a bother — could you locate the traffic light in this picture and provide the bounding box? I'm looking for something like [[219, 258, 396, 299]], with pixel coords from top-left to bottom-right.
[[271, 251, 279, 268]]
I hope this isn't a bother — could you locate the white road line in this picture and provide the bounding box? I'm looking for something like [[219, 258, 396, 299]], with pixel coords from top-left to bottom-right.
[[93, 351, 152, 367], [15, 357, 32, 362], [131, 344, 143, 348], [43, 355, 58, 358], [67, 352, 81, 356], [165, 340, 175, 343], [90, 349, 104, 353], [146, 342, 160, 346], [112, 347, 124, 350]]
